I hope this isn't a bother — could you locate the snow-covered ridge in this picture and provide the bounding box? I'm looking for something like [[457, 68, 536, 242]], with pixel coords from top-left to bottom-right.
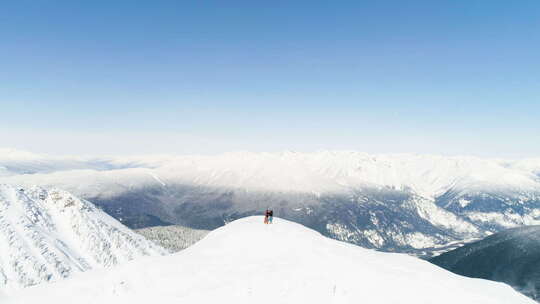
[[6, 217, 534, 304], [0, 184, 167, 294], [1, 149, 540, 197]]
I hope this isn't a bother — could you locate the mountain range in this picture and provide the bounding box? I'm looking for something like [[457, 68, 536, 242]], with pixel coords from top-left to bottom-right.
[[2, 148, 540, 255]]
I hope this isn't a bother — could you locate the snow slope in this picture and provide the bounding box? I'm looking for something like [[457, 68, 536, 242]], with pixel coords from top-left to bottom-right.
[[6, 217, 534, 304], [0, 184, 167, 294]]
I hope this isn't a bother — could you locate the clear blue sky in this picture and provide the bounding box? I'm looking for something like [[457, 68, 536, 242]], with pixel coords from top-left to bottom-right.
[[1, 1, 539, 157]]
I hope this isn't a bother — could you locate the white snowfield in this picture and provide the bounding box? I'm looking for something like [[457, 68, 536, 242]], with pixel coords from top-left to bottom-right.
[[0, 184, 167, 294], [6, 217, 534, 304]]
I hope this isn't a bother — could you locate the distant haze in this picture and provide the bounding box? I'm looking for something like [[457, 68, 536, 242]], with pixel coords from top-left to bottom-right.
[[1, 128, 539, 158]]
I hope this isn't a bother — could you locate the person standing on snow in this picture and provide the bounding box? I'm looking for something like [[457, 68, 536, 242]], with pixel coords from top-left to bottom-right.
[[264, 209, 270, 224], [268, 209, 273, 224]]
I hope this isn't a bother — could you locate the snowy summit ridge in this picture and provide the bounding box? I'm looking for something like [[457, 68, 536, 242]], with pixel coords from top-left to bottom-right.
[[0, 184, 167, 294], [6, 216, 534, 304]]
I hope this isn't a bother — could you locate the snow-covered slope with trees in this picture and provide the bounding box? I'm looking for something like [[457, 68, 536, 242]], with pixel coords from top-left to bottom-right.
[[0, 184, 167, 294], [5, 217, 534, 304], [135, 225, 209, 252], [2, 149, 540, 255], [430, 225, 540, 301]]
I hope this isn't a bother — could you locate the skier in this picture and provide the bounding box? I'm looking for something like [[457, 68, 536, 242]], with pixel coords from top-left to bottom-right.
[[268, 209, 273, 224]]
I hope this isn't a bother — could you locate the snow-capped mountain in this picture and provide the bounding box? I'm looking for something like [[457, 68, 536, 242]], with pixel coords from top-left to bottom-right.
[[5, 217, 534, 304], [2, 149, 540, 255], [0, 184, 167, 294]]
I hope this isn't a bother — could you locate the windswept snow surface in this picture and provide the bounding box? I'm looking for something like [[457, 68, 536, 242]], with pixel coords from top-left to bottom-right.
[[6, 217, 534, 304], [0, 184, 167, 294]]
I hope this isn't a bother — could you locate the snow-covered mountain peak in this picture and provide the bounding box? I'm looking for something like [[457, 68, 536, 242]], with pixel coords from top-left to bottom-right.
[[7, 216, 534, 303], [0, 184, 167, 294], [152, 151, 540, 196]]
